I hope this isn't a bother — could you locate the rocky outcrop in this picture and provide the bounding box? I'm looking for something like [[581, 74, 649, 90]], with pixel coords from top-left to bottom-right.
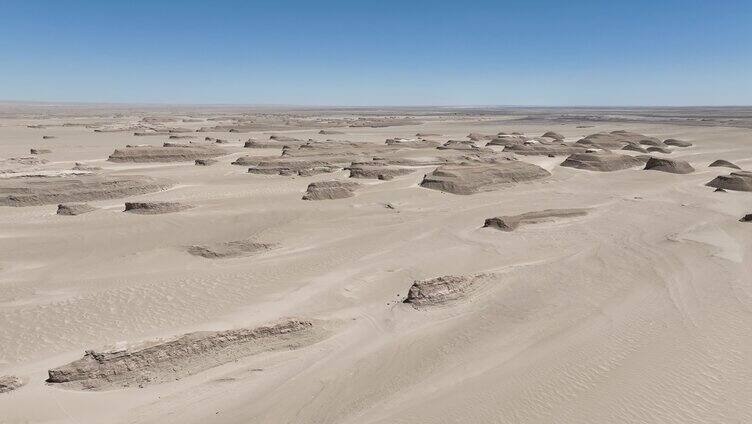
[[483, 209, 588, 231], [576, 131, 660, 149], [47, 319, 317, 390], [437, 140, 486, 151], [108, 145, 226, 163], [541, 131, 565, 140], [560, 152, 645, 172], [0, 175, 171, 207], [709, 159, 741, 169], [740, 214, 752, 223], [385, 138, 441, 148], [302, 180, 359, 200], [318, 130, 344, 135], [622, 143, 649, 153], [187, 240, 275, 258], [663, 138, 692, 147], [644, 157, 694, 174], [347, 161, 414, 180], [123, 202, 192, 214], [57, 203, 97, 216], [30, 148, 52, 155], [646, 146, 672, 154], [706, 171, 752, 192], [404, 274, 495, 308], [420, 161, 550, 195], [0, 376, 24, 393], [194, 158, 217, 166]]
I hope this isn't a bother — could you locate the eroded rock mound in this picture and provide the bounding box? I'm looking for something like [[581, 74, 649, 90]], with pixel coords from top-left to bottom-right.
[[503, 143, 587, 156], [194, 158, 217, 166], [404, 274, 495, 307], [483, 209, 588, 231], [347, 161, 414, 180], [622, 143, 649, 153], [108, 144, 226, 163], [644, 157, 694, 174], [269, 135, 304, 142], [187, 240, 275, 258], [467, 133, 494, 141], [576, 131, 660, 150], [302, 180, 359, 200], [706, 171, 752, 192], [420, 161, 550, 195], [385, 138, 440, 148], [0, 376, 24, 393], [560, 152, 645, 172], [47, 319, 318, 390], [123, 201, 192, 214], [663, 138, 692, 147], [437, 140, 486, 151], [318, 130, 344, 135], [57, 203, 96, 216], [709, 159, 741, 170], [646, 146, 672, 154], [0, 175, 170, 207], [541, 131, 565, 140], [30, 148, 52, 155]]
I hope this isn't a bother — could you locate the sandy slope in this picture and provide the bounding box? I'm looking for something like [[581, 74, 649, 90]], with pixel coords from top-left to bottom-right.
[[0, 106, 751, 423]]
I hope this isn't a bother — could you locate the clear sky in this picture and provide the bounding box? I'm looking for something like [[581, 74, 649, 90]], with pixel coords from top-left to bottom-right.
[[0, 0, 750, 106]]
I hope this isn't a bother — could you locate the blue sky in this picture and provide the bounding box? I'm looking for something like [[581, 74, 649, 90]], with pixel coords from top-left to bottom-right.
[[0, 0, 750, 105]]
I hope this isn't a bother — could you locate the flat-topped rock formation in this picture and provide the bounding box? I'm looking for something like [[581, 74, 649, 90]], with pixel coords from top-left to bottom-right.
[[420, 161, 550, 195], [385, 138, 441, 148], [560, 152, 646, 172], [347, 117, 421, 128], [437, 140, 492, 152], [346, 161, 414, 180], [108, 144, 226, 163], [57, 203, 97, 216], [486, 135, 530, 146], [123, 201, 192, 214], [0, 175, 170, 206], [302, 180, 360, 200], [663, 138, 692, 147], [709, 159, 741, 169], [187, 240, 275, 258], [269, 135, 305, 142], [706, 171, 752, 192], [503, 142, 587, 156], [575, 131, 661, 150], [644, 157, 694, 174], [483, 208, 589, 231], [0, 376, 24, 394], [404, 274, 496, 308], [46, 319, 319, 390]]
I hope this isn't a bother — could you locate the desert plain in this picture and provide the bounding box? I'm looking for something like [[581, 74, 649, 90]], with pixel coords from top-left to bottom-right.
[[0, 103, 751, 423]]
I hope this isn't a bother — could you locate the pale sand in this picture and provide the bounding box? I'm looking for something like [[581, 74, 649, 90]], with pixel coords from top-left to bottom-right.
[[1, 105, 751, 423]]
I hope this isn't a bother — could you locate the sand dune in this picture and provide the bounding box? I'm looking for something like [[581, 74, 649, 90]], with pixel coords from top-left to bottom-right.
[[1, 105, 752, 424]]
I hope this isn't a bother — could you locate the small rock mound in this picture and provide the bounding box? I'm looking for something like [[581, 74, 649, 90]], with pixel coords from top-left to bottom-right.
[[194, 158, 217, 166], [302, 180, 360, 200], [30, 148, 52, 155], [57, 203, 97, 216], [663, 138, 692, 147], [483, 208, 588, 231], [72, 162, 101, 171], [644, 157, 694, 174], [318, 130, 344, 135], [646, 146, 672, 154], [541, 131, 565, 140], [740, 214, 752, 222], [622, 143, 649, 153], [124, 202, 192, 214], [467, 133, 494, 141], [404, 274, 495, 308], [187, 240, 275, 258], [437, 140, 485, 151], [706, 171, 752, 192], [709, 159, 740, 170], [420, 161, 550, 195], [46, 319, 317, 390], [560, 152, 645, 172], [269, 135, 304, 142], [0, 375, 24, 393], [42, 135, 56, 139]]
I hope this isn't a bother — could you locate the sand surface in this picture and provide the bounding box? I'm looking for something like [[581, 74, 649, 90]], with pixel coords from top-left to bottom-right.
[[1, 104, 751, 423]]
